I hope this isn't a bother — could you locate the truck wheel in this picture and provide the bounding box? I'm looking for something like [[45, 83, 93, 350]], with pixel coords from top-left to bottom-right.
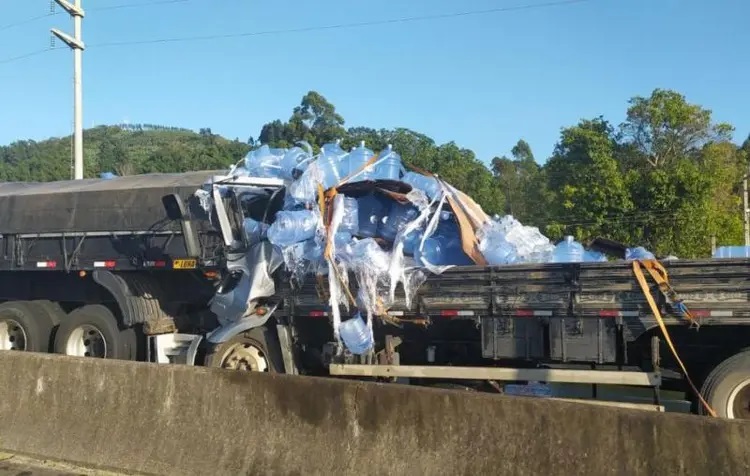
[[204, 327, 283, 372], [0, 301, 56, 352], [700, 350, 750, 419], [53, 305, 137, 360]]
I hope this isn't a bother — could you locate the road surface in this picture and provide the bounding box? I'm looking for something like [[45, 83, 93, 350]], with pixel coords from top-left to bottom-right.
[[0, 454, 125, 476]]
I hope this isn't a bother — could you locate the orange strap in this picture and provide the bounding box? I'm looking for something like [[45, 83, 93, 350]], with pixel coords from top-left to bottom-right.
[[632, 260, 716, 417]]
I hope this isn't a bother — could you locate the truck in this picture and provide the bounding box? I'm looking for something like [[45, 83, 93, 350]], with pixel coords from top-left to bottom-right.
[[1, 170, 749, 420]]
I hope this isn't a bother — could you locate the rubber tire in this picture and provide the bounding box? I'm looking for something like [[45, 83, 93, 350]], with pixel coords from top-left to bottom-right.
[[0, 301, 56, 352], [53, 305, 137, 360], [699, 350, 750, 419], [204, 327, 284, 372]]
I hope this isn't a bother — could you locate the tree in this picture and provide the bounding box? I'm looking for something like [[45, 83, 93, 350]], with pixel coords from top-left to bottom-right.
[[544, 118, 633, 242], [491, 139, 540, 219], [620, 89, 733, 168]]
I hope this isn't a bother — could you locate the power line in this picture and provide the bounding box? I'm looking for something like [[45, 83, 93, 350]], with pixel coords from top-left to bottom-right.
[[0, 0, 595, 65], [0, 0, 188, 33], [89, 0, 593, 48], [89, 0, 188, 13], [0, 47, 62, 65], [0, 13, 52, 33]]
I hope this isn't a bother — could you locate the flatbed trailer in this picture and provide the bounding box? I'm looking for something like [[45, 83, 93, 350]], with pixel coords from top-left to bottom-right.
[[1, 171, 749, 420]]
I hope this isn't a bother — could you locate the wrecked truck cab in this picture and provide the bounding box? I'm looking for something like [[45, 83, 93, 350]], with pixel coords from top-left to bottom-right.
[[192, 174, 286, 341]]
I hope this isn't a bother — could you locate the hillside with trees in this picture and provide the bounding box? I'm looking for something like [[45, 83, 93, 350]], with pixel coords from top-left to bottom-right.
[[1, 89, 748, 258]]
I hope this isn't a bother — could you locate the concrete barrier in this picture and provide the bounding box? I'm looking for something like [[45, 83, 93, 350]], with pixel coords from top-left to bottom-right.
[[0, 352, 748, 476]]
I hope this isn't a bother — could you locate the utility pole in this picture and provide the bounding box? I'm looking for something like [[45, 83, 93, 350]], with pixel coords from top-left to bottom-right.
[[745, 170, 750, 246], [51, 1, 85, 180]]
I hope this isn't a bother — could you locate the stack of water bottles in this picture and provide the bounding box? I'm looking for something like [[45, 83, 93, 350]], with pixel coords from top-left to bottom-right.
[[210, 139, 664, 354]]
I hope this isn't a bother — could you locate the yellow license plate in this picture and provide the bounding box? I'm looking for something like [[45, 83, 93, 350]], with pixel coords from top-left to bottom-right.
[[172, 259, 197, 269]]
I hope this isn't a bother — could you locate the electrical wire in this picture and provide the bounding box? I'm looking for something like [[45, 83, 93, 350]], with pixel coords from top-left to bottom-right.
[[89, 0, 593, 49], [0, 0, 189, 33], [0, 47, 62, 65], [0, 0, 596, 65]]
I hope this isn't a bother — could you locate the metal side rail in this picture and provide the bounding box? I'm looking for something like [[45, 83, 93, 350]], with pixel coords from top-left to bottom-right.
[[328, 364, 661, 387]]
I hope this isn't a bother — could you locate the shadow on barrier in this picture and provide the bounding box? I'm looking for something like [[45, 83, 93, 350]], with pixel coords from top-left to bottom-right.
[[0, 351, 748, 476]]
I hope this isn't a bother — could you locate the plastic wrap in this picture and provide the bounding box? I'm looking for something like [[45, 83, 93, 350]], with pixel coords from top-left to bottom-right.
[[201, 140, 663, 334], [267, 210, 319, 247], [244, 145, 286, 178], [626, 246, 656, 260]]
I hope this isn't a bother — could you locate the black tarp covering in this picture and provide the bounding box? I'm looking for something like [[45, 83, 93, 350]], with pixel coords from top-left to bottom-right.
[[0, 171, 223, 234]]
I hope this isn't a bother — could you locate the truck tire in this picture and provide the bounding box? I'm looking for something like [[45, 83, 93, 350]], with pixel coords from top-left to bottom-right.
[[204, 327, 283, 372], [0, 301, 56, 352], [699, 350, 750, 419], [53, 305, 137, 360]]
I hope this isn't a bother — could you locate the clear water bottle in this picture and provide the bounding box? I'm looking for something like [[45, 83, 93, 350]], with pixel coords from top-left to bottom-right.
[[356, 194, 390, 238], [344, 141, 375, 182], [379, 202, 419, 241], [402, 172, 441, 200], [267, 210, 318, 247], [339, 313, 373, 355], [551, 236, 584, 263], [373, 144, 403, 181]]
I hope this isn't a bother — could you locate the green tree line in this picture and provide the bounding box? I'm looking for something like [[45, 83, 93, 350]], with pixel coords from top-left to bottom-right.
[[1, 89, 748, 258]]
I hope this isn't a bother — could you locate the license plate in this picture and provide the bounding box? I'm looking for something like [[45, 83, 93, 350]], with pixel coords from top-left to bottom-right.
[[172, 259, 197, 269]]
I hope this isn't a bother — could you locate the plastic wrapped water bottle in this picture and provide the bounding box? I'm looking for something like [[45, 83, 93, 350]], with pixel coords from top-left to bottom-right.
[[339, 313, 373, 355], [415, 234, 473, 266], [267, 210, 319, 247], [437, 211, 461, 237], [402, 172, 441, 200], [480, 237, 518, 265], [100, 171, 117, 180], [583, 249, 608, 262], [303, 232, 354, 263], [244, 145, 285, 178], [317, 141, 348, 189], [551, 236, 584, 263], [379, 202, 419, 241], [625, 246, 655, 260], [373, 144, 403, 181], [344, 141, 375, 182], [279, 146, 311, 180], [243, 218, 267, 246], [357, 194, 390, 238], [338, 196, 360, 235], [402, 228, 424, 256]]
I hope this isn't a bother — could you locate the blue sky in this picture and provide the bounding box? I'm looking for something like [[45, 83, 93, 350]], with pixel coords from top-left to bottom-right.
[[1, 0, 748, 165]]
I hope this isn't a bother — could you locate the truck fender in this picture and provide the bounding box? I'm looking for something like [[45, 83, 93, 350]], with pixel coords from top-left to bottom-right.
[[206, 301, 280, 344], [92, 270, 175, 331]]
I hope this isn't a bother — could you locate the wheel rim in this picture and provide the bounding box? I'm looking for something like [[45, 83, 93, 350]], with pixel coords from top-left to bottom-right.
[[219, 342, 269, 372], [727, 378, 750, 419], [65, 324, 107, 358], [0, 318, 27, 351]]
